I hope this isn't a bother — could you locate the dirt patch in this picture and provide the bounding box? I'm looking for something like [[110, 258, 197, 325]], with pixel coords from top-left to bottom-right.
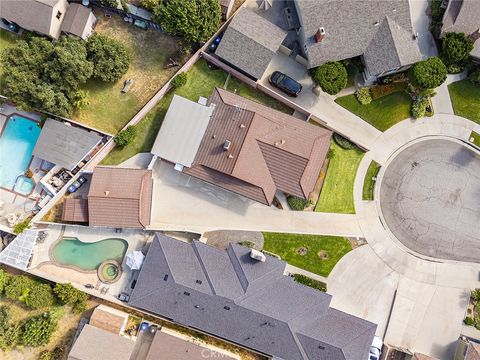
[[296, 247, 308, 256], [205, 230, 264, 250], [318, 250, 329, 260]]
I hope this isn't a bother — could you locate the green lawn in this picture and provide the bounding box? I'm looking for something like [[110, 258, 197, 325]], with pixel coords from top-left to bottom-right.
[[335, 91, 412, 131], [469, 131, 480, 147], [102, 59, 228, 164], [102, 59, 293, 165], [74, 12, 186, 134], [315, 141, 364, 214], [262, 232, 352, 277], [449, 80, 480, 124], [362, 160, 381, 200]]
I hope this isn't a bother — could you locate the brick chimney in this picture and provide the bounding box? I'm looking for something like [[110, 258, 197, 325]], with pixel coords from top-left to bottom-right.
[[315, 27, 326, 43]]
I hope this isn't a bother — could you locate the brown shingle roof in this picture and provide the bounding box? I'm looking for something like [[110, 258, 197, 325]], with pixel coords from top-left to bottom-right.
[[87, 167, 153, 228], [184, 88, 332, 205], [61, 198, 88, 223]]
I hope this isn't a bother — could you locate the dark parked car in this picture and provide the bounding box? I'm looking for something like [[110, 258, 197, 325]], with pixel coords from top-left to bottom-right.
[[269, 71, 302, 97]]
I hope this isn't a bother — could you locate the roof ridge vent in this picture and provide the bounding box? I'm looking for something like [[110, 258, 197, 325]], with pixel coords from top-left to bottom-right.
[[104, 190, 109, 196]]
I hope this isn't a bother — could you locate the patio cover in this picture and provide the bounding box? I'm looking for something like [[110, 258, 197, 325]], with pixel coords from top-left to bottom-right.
[[125, 251, 145, 270], [33, 119, 102, 170], [151, 95, 214, 168], [61, 198, 88, 223], [0, 229, 40, 270]]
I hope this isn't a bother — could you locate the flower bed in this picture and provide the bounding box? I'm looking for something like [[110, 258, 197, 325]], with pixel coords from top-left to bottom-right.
[[370, 81, 408, 100]]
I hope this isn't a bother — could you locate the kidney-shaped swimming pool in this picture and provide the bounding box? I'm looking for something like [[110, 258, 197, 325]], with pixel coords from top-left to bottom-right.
[[52, 237, 128, 271]]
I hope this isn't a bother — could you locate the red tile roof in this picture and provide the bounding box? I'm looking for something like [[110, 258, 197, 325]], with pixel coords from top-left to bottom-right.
[[61, 198, 88, 223], [184, 88, 332, 205]]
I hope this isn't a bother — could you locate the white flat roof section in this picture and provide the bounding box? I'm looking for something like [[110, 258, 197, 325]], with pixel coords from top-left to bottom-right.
[[0, 229, 40, 270], [151, 95, 213, 168]]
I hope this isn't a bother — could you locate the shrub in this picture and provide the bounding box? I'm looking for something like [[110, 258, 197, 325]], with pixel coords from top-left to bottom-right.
[[447, 63, 464, 74], [171, 72, 188, 88], [140, 0, 160, 10], [0, 323, 22, 350], [411, 97, 429, 119], [0, 306, 11, 336], [469, 68, 480, 86], [314, 61, 347, 95], [333, 133, 357, 150], [87, 35, 130, 82], [26, 283, 54, 309], [39, 347, 64, 360], [54, 283, 88, 314], [355, 87, 372, 105], [0, 269, 10, 294], [114, 125, 137, 147], [13, 218, 31, 234], [98, 0, 118, 7], [154, 0, 222, 43], [22, 312, 58, 347], [240, 241, 256, 249], [4, 275, 34, 303], [442, 32, 474, 65], [287, 196, 308, 211], [411, 57, 447, 89], [71, 90, 90, 110], [293, 274, 327, 292], [472, 288, 480, 302], [465, 316, 475, 326]]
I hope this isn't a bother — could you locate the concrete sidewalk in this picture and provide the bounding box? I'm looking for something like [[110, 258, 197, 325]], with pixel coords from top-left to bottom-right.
[[431, 72, 467, 115]]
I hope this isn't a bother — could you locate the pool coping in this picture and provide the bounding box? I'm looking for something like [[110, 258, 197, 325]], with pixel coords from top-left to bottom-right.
[[0, 113, 41, 197], [47, 229, 128, 275]]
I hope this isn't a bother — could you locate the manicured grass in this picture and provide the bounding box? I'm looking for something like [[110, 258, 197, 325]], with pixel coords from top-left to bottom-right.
[[102, 59, 228, 164], [315, 141, 364, 214], [362, 160, 381, 200], [74, 11, 186, 134], [0, 29, 19, 54], [469, 131, 480, 147], [335, 91, 412, 131], [226, 77, 293, 114], [449, 80, 480, 124], [102, 59, 293, 165], [262, 232, 352, 277]]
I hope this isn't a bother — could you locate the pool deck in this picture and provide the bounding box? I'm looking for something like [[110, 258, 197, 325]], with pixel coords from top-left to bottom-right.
[[31, 224, 154, 297]]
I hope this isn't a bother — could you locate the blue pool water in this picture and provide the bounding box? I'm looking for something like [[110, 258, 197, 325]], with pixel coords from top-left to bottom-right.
[[0, 115, 41, 190]]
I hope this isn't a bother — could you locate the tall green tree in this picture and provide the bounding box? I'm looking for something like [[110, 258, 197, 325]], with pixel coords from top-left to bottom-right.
[[153, 0, 221, 42], [442, 32, 474, 64], [1, 36, 92, 116], [314, 61, 347, 95], [25, 283, 54, 309], [87, 35, 130, 82], [4, 275, 34, 303]]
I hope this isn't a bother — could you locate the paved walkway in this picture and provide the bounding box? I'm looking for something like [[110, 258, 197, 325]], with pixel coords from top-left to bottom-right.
[[284, 264, 328, 284], [431, 72, 466, 115]]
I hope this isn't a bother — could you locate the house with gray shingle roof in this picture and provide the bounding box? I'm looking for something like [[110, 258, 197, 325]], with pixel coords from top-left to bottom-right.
[[441, 0, 480, 61], [128, 233, 377, 360], [293, 0, 421, 80], [1, 0, 95, 40], [215, 7, 287, 80]]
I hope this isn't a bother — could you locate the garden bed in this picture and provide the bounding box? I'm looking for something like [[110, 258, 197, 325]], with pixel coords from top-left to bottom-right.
[[292, 274, 327, 292], [362, 160, 381, 200]]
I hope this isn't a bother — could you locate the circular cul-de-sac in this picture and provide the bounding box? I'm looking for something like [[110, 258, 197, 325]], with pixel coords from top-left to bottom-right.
[[379, 138, 480, 262]]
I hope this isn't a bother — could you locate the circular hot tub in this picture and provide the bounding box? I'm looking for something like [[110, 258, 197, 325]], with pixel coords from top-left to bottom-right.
[[98, 260, 122, 284]]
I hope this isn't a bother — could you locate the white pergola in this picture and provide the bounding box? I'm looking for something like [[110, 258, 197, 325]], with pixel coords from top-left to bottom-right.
[[0, 229, 40, 270]]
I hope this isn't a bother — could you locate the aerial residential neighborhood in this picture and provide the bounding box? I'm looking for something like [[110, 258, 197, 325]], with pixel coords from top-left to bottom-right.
[[0, 0, 479, 359]]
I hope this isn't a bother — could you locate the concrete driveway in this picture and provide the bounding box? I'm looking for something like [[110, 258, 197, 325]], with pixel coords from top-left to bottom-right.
[[149, 160, 362, 236], [259, 52, 382, 149]]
